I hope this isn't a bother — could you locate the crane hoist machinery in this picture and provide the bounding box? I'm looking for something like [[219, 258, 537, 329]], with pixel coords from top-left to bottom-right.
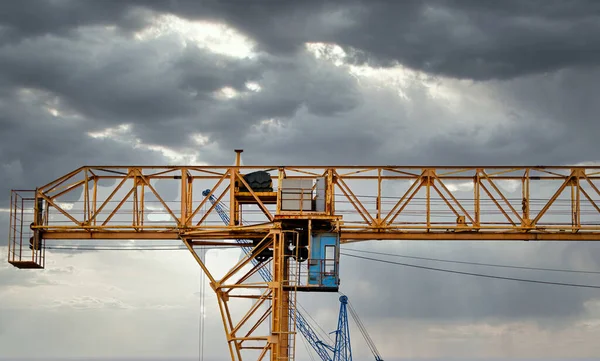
[[7, 149, 600, 361]]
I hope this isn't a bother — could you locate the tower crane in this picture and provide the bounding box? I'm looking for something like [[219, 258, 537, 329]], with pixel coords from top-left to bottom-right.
[[202, 188, 383, 361], [7, 149, 600, 361], [325, 295, 383, 361]]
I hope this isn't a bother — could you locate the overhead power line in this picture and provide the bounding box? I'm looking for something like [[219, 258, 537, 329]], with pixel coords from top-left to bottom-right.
[[341, 248, 600, 275], [340, 253, 600, 290]]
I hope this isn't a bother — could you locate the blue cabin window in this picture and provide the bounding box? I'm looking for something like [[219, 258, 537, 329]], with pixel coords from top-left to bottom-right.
[[308, 233, 339, 289], [324, 245, 335, 275]]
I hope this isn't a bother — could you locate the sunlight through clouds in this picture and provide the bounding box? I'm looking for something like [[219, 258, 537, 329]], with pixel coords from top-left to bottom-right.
[[214, 86, 239, 99], [134, 14, 257, 59], [245, 81, 262, 92], [304, 42, 467, 104], [87, 124, 201, 163], [87, 123, 133, 139]]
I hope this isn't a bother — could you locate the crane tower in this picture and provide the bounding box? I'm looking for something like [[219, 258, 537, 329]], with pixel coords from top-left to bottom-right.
[[7, 150, 600, 361]]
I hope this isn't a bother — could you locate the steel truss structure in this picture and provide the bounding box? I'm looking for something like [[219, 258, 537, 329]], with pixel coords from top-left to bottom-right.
[[7, 151, 600, 361]]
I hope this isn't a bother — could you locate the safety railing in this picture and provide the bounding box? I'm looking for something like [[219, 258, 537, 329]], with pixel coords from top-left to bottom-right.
[[7, 190, 44, 268]]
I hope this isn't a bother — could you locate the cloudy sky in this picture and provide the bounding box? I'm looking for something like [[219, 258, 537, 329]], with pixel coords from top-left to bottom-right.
[[2, 0, 600, 360]]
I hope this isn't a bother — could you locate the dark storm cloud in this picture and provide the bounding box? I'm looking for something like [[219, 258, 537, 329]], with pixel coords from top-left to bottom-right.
[[104, 0, 600, 80], [494, 67, 600, 139], [410, 66, 600, 167], [274, 0, 600, 79], [0, 85, 173, 206], [130, 0, 600, 80], [334, 0, 600, 80], [0, 1, 148, 42], [4, 1, 600, 80], [226, 64, 600, 168], [0, 31, 228, 124], [0, 20, 362, 160], [0, 0, 597, 173]]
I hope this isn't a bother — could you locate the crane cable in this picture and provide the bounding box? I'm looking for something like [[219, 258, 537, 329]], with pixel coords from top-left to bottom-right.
[[300, 331, 318, 361], [199, 246, 206, 361], [340, 253, 600, 289], [341, 293, 383, 361], [199, 202, 208, 361], [296, 302, 334, 343], [44, 246, 600, 286], [44, 246, 600, 288], [341, 248, 600, 275]]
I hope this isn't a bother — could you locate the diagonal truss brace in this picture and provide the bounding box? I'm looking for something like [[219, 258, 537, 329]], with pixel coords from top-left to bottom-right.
[[180, 228, 296, 361]]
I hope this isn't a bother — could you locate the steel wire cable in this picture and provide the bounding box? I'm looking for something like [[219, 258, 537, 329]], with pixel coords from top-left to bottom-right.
[[341, 248, 600, 275], [300, 332, 318, 361], [343, 295, 382, 360], [46, 246, 600, 280], [341, 253, 600, 289], [199, 246, 206, 361]]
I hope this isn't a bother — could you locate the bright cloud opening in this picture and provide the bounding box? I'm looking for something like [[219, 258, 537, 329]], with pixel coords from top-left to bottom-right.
[[88, 124, 133, 139], [214, 86, 239, 99], [87, 124, 200, 163], [192, 133, 210, 146], [245, 81, 262, 92], [135, 14, 256, 59], [305, 42, 347, 66], [303, 41, 496, 113]]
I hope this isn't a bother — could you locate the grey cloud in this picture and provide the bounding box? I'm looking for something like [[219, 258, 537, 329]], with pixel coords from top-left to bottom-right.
[[336, 0, 600, 80], [220, 72, 553, 166], [0, 307, 231, 359], [492, 67, 600, 145], [0, 32, 197, 123], [48, 296, 134, 310], [415, 66, 600, 167], [6, 1, 600, 80], [0, 86, 173, 206], [237, 54, 362, 117], [0, 251, 41, 288], [140, 0, 600, 80], [0, 1, 149, 43], [177, 45, 265, 94], [0, 22, 362, 161], [0, 247, 67, 289], [129, 50, 363, 154]]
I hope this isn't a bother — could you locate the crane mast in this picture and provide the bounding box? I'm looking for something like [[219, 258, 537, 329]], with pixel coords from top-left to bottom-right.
[[203, 189, 381, 361], [202, 187, 338, 361], [7, 150, 600, 361]]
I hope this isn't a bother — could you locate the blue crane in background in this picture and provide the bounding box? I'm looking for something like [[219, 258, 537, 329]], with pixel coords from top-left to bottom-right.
[[330, 295, 352, 361], [202, 189, 383, 361]]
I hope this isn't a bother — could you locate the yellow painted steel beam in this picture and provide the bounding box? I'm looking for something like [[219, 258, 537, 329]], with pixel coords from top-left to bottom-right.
[[10, 163, 600, 245], [40, 231, 271, 240], [37, 229, 600, 242], [340, 232, 600, 242]]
